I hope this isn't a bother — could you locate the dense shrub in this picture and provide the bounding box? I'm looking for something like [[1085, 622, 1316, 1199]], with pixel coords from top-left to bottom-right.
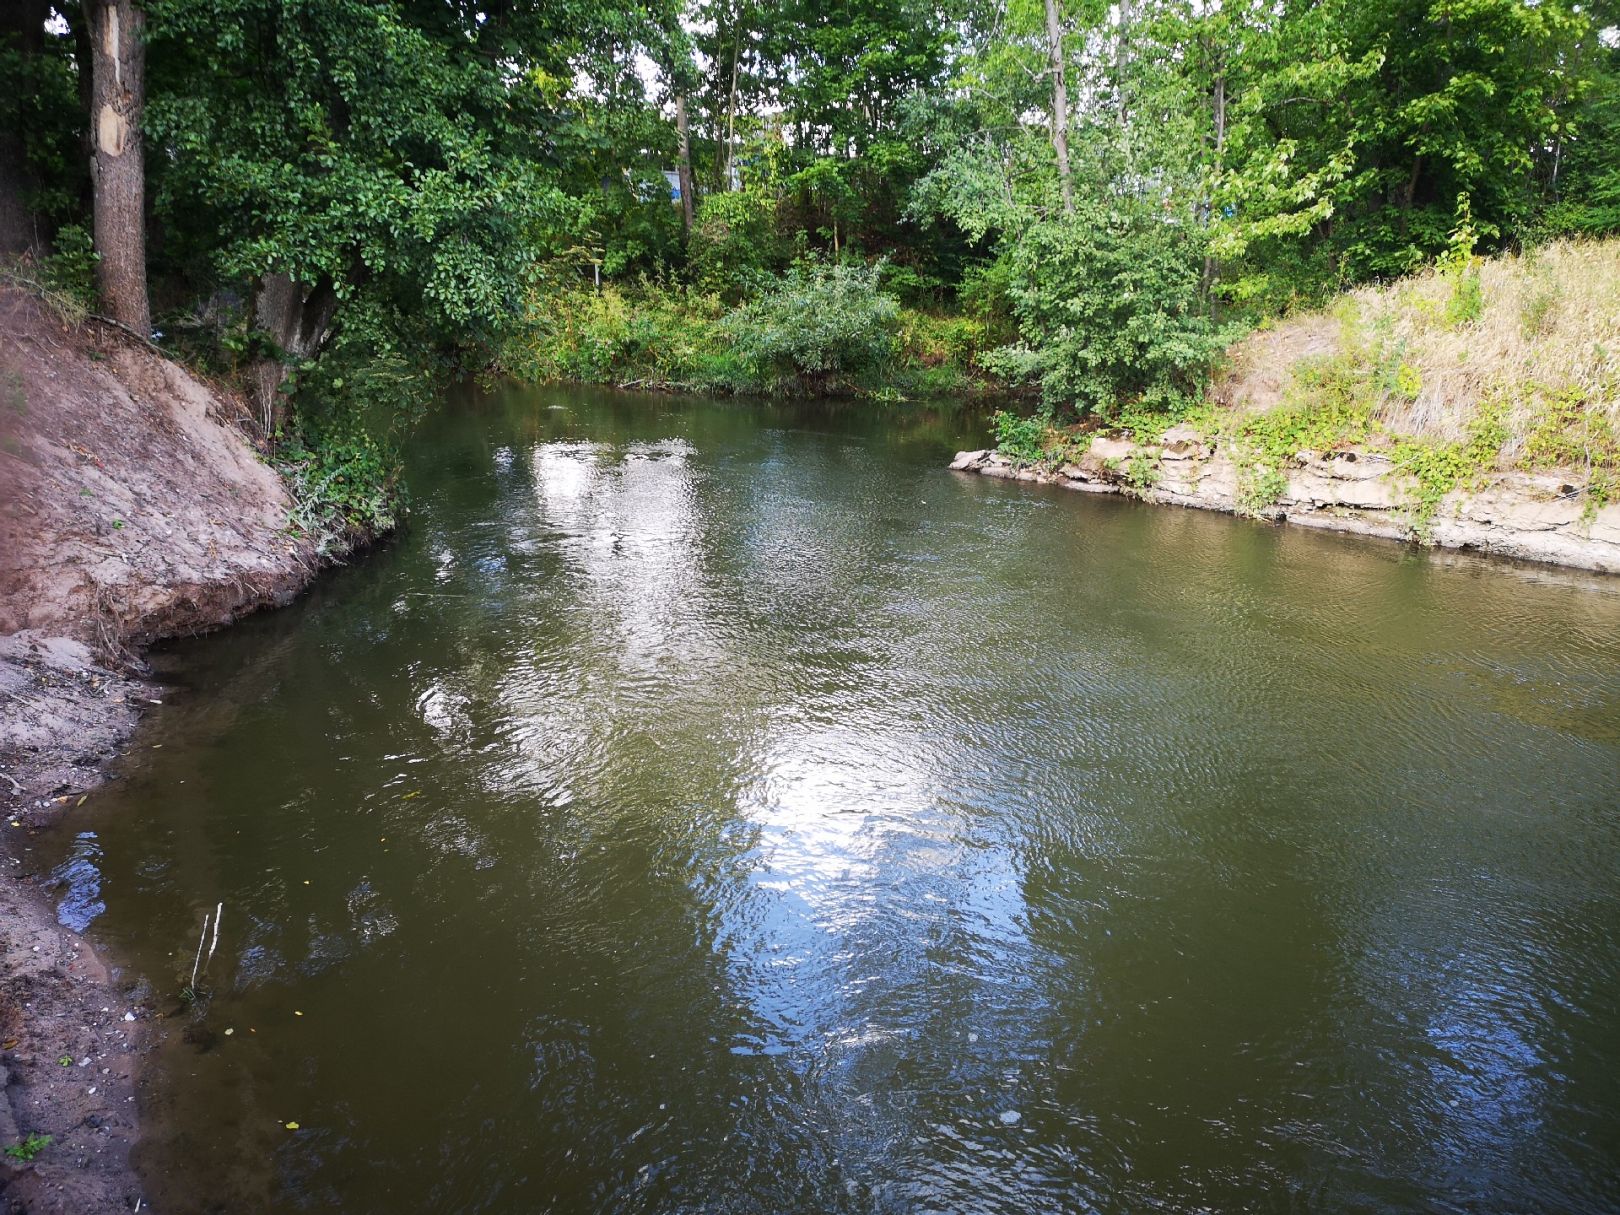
[[687, 188, 788, 301], [725, 262, 901, 392], [502, 277, 748, 393], [995, 206, 1235, 417], [502, 260, 996, 398], [991, 409, 1047, 464]]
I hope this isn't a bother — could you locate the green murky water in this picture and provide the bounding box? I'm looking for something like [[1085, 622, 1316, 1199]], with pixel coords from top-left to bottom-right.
[[38, 385, 1620, 1213]]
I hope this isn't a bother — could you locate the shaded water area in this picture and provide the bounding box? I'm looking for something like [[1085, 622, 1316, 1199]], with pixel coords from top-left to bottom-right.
[[39, 385, 1620, 1213]]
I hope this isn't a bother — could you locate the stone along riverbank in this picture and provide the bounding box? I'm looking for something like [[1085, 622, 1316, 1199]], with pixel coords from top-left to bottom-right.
[[950, 424, 1620, 574]]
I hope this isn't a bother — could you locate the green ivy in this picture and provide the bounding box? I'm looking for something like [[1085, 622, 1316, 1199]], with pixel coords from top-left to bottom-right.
[[1389, 401, 1509, 539]]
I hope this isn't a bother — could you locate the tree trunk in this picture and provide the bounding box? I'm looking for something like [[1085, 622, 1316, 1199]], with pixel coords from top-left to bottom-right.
[[1397, 153, 1424, 235], [87, 0, 149, 334], [723, 33, 740, 192], [1043, 0, 1073, 215], [1202, 71, 1227, 303], [250, 272, 338, 436], [1116, 0, 1132, 131], [675, 93, 695, 229]]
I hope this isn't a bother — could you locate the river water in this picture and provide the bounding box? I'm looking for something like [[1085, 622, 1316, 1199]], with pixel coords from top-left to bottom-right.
[[41, 385, 1620, 1213]]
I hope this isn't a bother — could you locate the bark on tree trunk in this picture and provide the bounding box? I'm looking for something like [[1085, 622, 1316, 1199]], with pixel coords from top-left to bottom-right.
[[675, 93, 695, 229], [250, 272, 338, 436], [1202, 71, 1227, 303], [1397, 153, 1425, 235], [723, 43, 740, 191], [1043, 0, 1074, 216], [1116, 0, 1132, 131], [88, 0, 149, 334]]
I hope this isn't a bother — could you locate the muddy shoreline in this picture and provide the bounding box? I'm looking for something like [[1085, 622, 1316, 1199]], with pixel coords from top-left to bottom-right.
[[949, 427, 1620, 575], [0, 289, 340, 1213]]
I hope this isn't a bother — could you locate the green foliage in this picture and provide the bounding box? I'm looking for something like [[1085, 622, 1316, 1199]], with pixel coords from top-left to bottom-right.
[[1439, 198, 1486, 327], [687, 189, 787, 300], [1235, 463, 1291, 517], [1582, 472, 1615, 525], [1125, 450, 1162, 495], [273, 302, 438, 547], [0, 20, 85, 231], [3, 1134, 52, 1163], [37, 226, 99, 315], [725, 262, 900, 391], [1007, 209, 1235, 416], [505, 276, 745, 392], [146, 0, 574, 335], [503, 263, 983, 398], [275, 432, 399, 555], [1225, 344, 1382, 514], [1390, 404, 1509, 539], [1523, 384, 1620, 476], [991, 410, 1048, 465]]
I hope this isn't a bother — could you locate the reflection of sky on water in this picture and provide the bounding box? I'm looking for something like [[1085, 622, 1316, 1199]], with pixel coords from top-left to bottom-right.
[[52, 830, 106, 932], [734, 729, 1033, 1059], [522, 439, 1040, 1062]]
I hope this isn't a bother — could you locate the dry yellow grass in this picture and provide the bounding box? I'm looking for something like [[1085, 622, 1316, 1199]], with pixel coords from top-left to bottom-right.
[[1218, 238, 1620, 469]]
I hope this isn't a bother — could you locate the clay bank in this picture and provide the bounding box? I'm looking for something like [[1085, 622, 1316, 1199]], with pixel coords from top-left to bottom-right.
[[950, 426, 1620, 573], [0, 286, 333, 1214]]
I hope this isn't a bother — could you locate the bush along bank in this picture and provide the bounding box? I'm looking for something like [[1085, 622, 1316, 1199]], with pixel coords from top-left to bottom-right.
[[955, 239, 1620, 574], [499, 261, 1009, 401]]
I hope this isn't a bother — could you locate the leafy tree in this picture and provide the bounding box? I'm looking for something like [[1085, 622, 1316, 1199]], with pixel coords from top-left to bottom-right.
[[142, 0, 675, 428]]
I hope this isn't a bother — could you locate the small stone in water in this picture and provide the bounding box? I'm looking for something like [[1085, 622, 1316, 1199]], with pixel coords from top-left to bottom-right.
[[999, 1110, 1021, 1125]]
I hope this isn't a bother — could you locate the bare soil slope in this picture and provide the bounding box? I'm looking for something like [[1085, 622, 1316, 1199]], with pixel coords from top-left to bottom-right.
[[0, 289, 312, 646], [0, 286, 323, 1213]]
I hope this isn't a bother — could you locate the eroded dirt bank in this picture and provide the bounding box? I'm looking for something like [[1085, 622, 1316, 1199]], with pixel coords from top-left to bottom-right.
[[0, 287, 326, 1213], [950, 425, 1620, 573]]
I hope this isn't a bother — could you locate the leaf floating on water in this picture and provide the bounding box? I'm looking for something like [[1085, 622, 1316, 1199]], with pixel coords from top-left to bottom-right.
[[294, 1011, 304, 1017], [402, 791, 421, 800], [76, 795, 87, 807], [285, 1121, 300, 1131]]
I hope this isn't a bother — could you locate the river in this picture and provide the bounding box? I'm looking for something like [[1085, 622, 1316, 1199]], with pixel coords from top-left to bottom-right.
[[42, 385, 1620, 1213]]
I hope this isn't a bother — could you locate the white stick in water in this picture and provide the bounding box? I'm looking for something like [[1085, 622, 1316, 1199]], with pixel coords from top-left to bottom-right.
[[190, 911, 210, 991], [207, 901, 223, 967]]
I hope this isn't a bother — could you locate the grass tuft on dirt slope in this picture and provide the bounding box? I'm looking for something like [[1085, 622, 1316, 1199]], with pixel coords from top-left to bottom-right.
[[1217, 238, 1620, 481]]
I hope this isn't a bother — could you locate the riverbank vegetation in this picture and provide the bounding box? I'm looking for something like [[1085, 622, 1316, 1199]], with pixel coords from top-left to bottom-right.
[[499, 264, 1000, 398], [5, 0, 1620, 530], [995, 234, 1620, 535]]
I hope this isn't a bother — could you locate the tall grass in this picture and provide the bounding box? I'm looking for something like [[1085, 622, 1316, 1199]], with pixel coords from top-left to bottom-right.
[[1223, 238, 1620, 477]]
